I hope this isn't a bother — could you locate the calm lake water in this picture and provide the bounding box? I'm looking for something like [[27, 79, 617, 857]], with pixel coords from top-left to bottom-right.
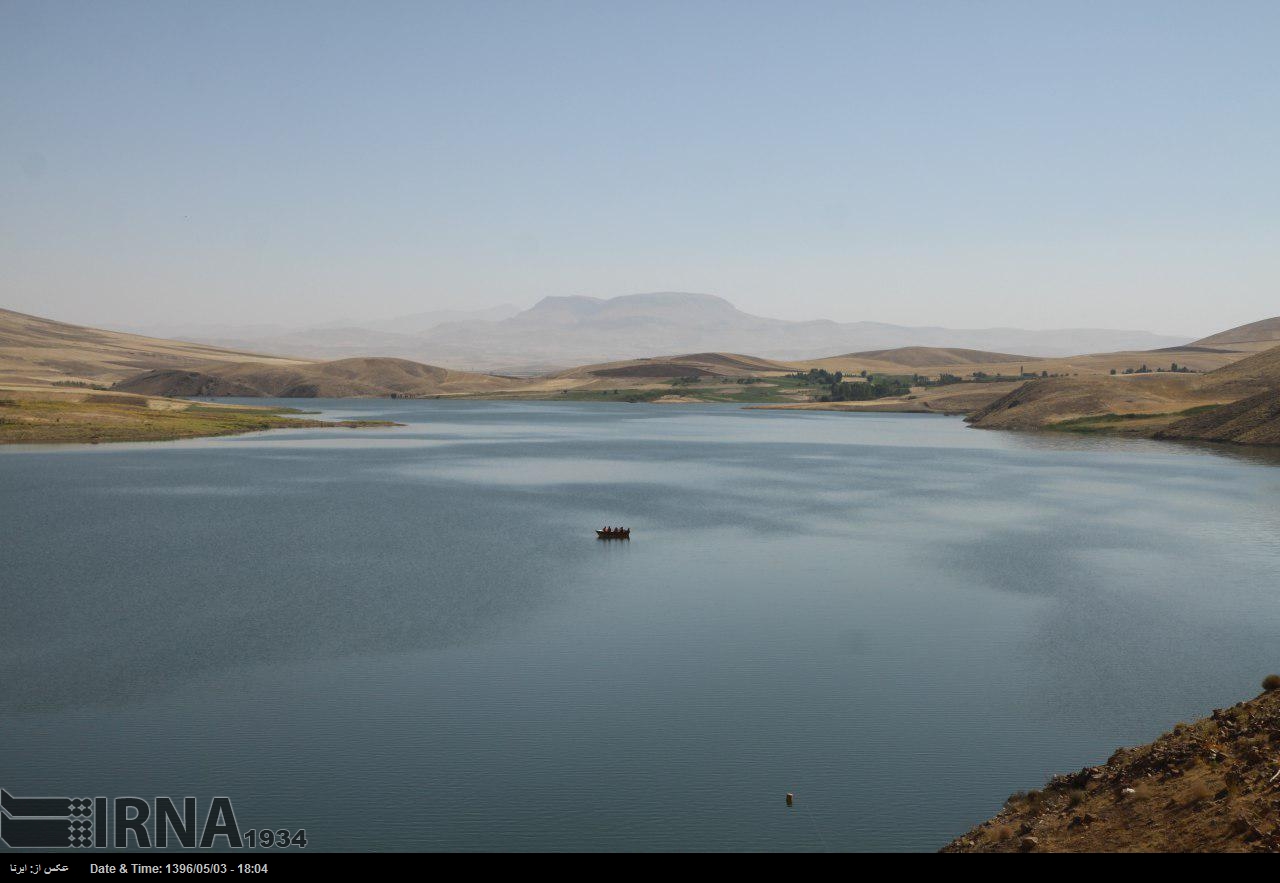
[[3, 401, 1280, 851]]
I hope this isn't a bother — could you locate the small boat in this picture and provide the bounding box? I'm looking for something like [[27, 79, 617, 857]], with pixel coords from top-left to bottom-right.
[[596, 527, 631, 539]]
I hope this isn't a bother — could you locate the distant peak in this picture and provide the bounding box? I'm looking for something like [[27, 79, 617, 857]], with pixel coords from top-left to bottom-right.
[[518, 292, 743, 325], [528, 294, 605, 308], [608, 292, 737, 308], [529, 291, 732, 308]]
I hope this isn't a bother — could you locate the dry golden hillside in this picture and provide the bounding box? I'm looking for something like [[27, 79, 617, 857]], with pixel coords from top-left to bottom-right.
[[1194, 342, 1280, 398], [965, 374, 1223, 430], [1193, 316, 1280, 348], [0, 307, 304, 385], [801, 346, 1029, 372], [967, 343, 1280, 441]]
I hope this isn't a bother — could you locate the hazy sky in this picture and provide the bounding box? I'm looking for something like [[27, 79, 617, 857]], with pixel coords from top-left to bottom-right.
[[3, 1, 1277, 335]]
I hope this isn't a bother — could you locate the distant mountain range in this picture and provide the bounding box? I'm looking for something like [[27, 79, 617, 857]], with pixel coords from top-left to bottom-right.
[[118, 292, 1191, 373]]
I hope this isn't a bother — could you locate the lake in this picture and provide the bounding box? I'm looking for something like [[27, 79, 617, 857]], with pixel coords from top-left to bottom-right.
[[3, 400, 1280, 851]]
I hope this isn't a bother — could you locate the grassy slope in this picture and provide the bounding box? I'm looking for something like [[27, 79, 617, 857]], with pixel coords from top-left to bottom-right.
[[0, 388, 394, 444], [943, 684, 1280, 853], [1048, 405, 1220, 435]]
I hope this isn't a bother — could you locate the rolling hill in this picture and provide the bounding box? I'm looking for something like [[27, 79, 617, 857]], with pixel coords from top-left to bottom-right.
[[767, 335, 1275, 421], [114, 358, 531, 399], [800, 344, 1248, 381], [0, 307, 305, 385], [963, 317, 1280, 437], [832, 346, 1030, 367], [1190, 338, 1280, 397], [800, 346, 1037, 376], [1154, 344, 1280, 445], [967, 340, 1280, 438], [963, 373, 1221, 431], [0, 308, 533, 398], [1192, 316, 1280, 349], [552, 352, 796, 382]]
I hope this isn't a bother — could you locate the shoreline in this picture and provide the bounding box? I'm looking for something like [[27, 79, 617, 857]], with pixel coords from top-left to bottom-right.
[[7, 382, 1278, 453], [752, 396, 1280, 449], [745, 400, 964, 415]]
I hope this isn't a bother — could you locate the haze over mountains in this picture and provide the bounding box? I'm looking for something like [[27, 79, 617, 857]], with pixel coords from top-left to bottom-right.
[[115, 293, 1191, 373], [129, 303, 523, 344]]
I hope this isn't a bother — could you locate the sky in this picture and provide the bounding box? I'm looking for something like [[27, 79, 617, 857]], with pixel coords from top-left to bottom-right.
[[2, 1, 1277, 336]]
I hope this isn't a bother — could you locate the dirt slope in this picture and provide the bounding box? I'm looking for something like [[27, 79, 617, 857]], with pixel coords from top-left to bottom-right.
[[1194, 343, 1280, 398], [943, 683, 1280, 853], [1156, 390, 1280, 445]]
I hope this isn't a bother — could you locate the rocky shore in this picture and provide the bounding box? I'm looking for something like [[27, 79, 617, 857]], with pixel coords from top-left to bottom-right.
[[943, 680, 1280, 853]]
